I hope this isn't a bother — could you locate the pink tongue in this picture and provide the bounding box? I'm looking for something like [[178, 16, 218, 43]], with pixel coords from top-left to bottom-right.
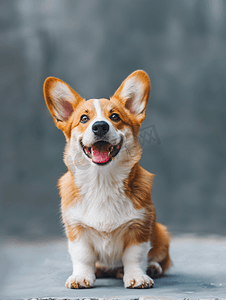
[[92, 148, 110, 163]]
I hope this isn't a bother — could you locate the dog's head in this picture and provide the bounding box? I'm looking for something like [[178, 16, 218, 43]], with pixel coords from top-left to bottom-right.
[[44, 70, 150, 173]]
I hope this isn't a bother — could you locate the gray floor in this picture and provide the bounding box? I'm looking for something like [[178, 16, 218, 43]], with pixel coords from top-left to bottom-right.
[[0, 235, 226, 300]]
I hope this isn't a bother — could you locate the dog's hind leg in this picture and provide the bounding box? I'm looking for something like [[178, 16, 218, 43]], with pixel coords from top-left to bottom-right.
[[95, 266, 124, 279], [95, 261, 124, 278], [147, 222, 172, 278]]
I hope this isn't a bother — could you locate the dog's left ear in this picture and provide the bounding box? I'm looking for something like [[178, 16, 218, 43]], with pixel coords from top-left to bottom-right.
[[112, 70, 151, 123], [43, 77, 84, 131]]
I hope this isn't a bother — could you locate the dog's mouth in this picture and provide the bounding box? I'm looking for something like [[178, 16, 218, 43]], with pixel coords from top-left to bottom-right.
[[81, 139, 123, 165]]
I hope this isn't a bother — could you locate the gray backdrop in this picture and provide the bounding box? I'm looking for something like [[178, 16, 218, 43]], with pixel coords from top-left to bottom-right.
[[0, 0, 225, 239]]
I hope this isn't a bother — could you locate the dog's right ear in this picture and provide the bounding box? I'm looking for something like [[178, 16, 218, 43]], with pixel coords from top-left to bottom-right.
[[43, 77, 84, 130], [112, 70, 150, 124]]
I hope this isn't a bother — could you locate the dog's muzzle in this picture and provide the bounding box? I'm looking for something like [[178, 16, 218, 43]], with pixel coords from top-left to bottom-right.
[[81, 138, 123, 165]]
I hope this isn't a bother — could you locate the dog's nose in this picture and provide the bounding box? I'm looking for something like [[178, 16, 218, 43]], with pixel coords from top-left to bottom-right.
[[92, 121, 109, 137]]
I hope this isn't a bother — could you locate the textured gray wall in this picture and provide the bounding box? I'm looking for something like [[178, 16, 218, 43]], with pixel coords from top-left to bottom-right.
[[0, 0, 226, 239]]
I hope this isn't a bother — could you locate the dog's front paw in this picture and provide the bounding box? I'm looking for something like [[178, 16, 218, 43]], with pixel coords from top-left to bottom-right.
[[124, 274, 154, 289], [65, 274, 95, 289]]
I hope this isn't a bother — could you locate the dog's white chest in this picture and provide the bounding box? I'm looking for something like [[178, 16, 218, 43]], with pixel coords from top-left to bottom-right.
[[65, 165, 145, 233], [66, 190, 144, 233]]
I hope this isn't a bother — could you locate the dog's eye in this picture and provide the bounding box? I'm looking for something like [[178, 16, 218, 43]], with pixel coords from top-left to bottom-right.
[[110, 113, 120, 122], [80, 114, 89, 123]]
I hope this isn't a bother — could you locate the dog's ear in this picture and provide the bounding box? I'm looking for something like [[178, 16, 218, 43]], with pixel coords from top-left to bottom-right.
[[43, 77, 84, 130], [112, 70, 150, 123]]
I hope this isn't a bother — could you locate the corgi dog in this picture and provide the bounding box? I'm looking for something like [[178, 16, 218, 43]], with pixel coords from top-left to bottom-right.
[[43, 70, 171, 289]]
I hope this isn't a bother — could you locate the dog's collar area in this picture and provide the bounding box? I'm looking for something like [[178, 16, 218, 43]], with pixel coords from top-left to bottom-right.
[[81, 139, 123, 165]]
